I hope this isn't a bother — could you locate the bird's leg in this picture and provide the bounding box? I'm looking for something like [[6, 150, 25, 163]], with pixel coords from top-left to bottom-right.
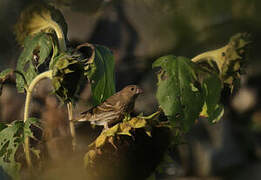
[[108, 137, 118, 150], [103, 122, 109, 130]]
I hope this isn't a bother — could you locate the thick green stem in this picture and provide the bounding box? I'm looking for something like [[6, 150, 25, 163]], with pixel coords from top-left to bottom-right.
[[67, 102, 76, 151], [24, 70, 52, 167]]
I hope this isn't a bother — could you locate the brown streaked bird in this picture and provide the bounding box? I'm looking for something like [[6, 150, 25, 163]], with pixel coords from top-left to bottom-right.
[[77, 85, 143, 129]]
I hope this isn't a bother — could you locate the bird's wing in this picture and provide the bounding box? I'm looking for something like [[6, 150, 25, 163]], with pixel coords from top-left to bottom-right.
[[79, 100, 122, 123]]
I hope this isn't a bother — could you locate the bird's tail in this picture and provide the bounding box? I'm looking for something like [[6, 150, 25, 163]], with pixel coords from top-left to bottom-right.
[[77, 117, 87, 122]]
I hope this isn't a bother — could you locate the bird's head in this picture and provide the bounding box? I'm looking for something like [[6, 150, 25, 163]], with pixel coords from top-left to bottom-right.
[[122, 85, 143, 97]]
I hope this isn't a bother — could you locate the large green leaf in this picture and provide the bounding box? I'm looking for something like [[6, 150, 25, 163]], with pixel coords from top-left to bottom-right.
[[153, 55, 204, 131], [16, 32, 54, 93], [85, 45, 116, 105], [0, 121, 23, 179], [0, 118, 40, 179]]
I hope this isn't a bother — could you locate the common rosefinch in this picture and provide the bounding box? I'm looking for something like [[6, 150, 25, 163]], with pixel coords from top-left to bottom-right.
[[77, 85, 143, 129]]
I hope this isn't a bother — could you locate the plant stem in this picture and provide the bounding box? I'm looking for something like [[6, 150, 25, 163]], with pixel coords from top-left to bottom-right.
[[67, 102, 76, 151], [49, 20, 67, 52], [23, 70, 52, 168]]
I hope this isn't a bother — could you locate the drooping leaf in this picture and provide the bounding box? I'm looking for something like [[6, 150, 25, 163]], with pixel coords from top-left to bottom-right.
[[16, 32, 55, 93], [0, 68, 13, 96], [84, 45, 116, 105], [14, 3, 67, 51], [153, 55, 204, 131], [192, 33, 251, 91], [51, 53, 85, 102]]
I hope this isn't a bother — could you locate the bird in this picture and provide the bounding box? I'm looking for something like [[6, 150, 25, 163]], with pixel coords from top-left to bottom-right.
[[77, 85, 143, 129]]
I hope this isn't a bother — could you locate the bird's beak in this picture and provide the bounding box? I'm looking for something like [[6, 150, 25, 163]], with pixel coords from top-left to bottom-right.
[[136, 87, 143, 94]]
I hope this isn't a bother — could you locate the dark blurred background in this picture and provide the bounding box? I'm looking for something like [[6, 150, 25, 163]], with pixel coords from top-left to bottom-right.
[[1, 0, 261, 179]]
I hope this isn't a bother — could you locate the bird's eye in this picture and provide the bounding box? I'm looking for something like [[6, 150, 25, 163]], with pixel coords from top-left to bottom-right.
[[131, 87, 135, 91]]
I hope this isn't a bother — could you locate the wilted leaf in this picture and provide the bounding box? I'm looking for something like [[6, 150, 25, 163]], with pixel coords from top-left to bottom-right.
[[105, 124, 119, 137], [16, 32, 55, 93], [84, 150, 96, 168], [118, 123, 132, 136], [14, 3, 67, 50], [128, 118, 147, 129], [95, 133, 107, 148], [85, 45, 116, 105], [192, 33, 251, 91], [51, 53, 85, 102], [153, 55, 204, 131]]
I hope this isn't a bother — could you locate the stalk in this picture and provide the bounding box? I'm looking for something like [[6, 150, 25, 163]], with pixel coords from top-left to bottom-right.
[[23, 70, 53, 167], [67, 102, 76, 151]]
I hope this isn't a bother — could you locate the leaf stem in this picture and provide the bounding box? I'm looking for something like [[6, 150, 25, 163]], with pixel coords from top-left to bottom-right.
[[139, 110, 161, 120], [67, 102, 76, 151], [23, 70, 52, 167]]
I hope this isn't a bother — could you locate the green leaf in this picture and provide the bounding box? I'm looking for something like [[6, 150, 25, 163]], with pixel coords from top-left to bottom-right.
[[0, 123, 7, 131], [153, 55, 204, 131], [200, 73, 224, 123], [85, 45, 116, 105], [0, 118, 41, 179], [14, 3, 67, 50], [24, 117, 41, 139], [0, 121, 24, 179], [0, 68, 13, 96], [16, 32, 55, 93], [51, 53, 85, 102]]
